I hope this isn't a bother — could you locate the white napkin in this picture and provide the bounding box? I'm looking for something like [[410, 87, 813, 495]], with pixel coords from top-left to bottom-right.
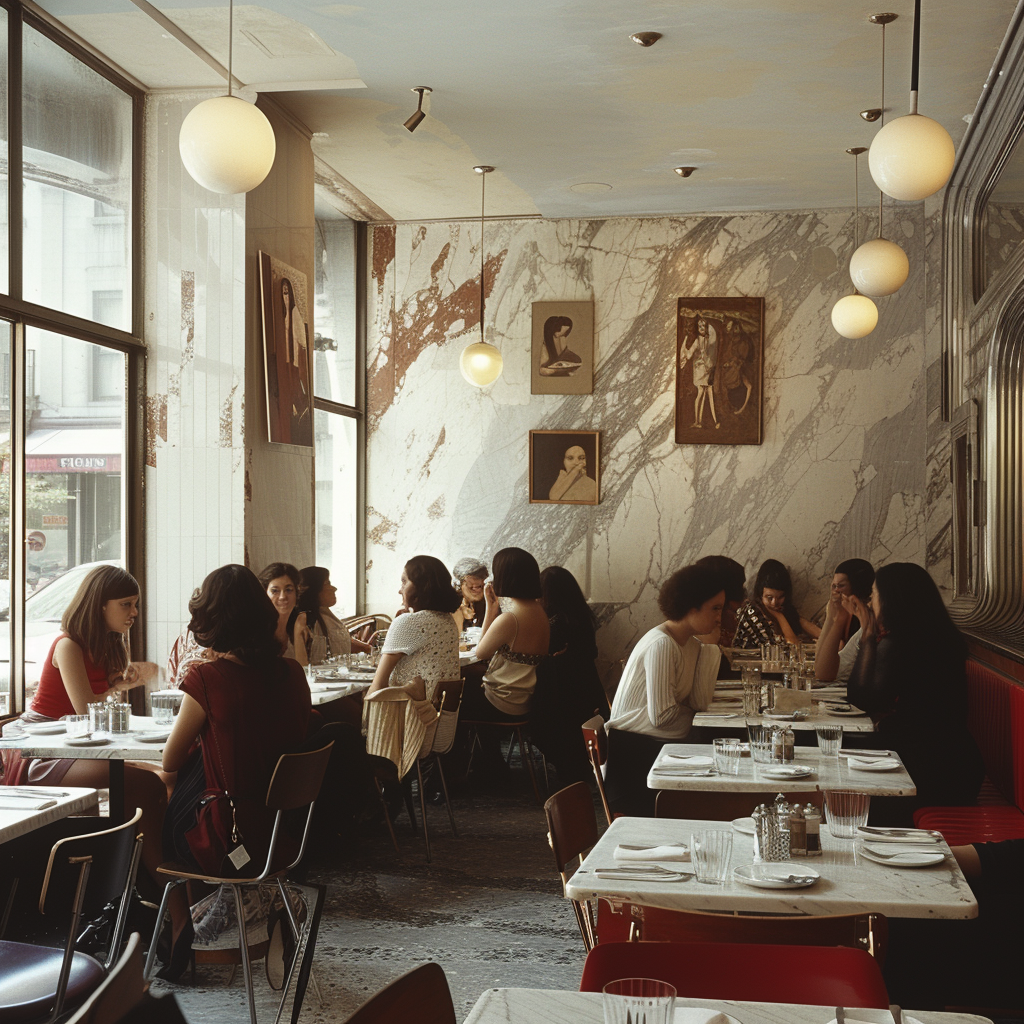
[[0, 797, 56, 810], [857, 826, 942, 843], [662, 754, 714, 766], [613, 843, 690, 862], [841, 748, 891, 757], [674, 1009, 736, 1024], [847, 756, 901, 769]]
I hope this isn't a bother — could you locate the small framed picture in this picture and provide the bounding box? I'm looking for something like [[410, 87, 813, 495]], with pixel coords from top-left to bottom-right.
[[531, 301, 594, 395], [529, 430, 600, 505]]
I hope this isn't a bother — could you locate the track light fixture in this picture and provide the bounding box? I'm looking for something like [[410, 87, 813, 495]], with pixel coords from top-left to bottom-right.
[[404, 86, 432, 133]]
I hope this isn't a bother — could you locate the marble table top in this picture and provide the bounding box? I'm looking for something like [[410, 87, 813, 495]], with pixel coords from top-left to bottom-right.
[[649, 743, 916, 796], [309, 678, 372, 705], [464, 988, 992, 1024], [0, 786, 99, 844], [1, 715, 170, 760], [564, 816, 977, 920], [695, 700, 875, 733]]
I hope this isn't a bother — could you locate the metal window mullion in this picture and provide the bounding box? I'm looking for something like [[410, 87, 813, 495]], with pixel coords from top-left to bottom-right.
[[9, 3, 21, 303], [11, 320, 24, 709], [354, 221, 367, 616]]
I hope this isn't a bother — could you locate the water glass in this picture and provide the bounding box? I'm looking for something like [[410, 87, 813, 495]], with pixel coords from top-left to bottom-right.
[[0, 691, 7, 717], [690, 828, 733, 884], [602, 979, 676, 1024], [815, 724, 843, 758], [151, 694, 178, 724], [712, 737, 742, 775], [108, 702, 131, 734], [65, 714, 90, 737], [748, 724, 776, 764], [88, 703, 109, 734], [824, 789, 871, 838]]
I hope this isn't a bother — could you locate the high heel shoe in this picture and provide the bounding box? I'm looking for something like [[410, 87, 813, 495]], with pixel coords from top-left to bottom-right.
[[156, 918, 194, 983]]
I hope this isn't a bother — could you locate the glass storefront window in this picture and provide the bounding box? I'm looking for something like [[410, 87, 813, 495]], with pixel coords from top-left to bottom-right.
[[0, 8, 9, 295], [314, 408, 358, 616], [0, 323, 10, 711], [22, 23, 132, 330], [313, 217, 357, 407]]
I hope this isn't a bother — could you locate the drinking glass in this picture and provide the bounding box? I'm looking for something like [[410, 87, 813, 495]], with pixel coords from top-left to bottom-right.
[[108, 702, 131, 734], [65, 715, 90, 737], [712, 737, 742, 775], [824, 789, 871, 838], [0, 692, 7, 717], [602, 979, 676, 1024], [690, 829, 733, 884], [741, 665, 762, 715], [815, 724, 843, 758], [151, 694, 177, 724], [88, 703, 109, 734], [747, 724, 776, 764]]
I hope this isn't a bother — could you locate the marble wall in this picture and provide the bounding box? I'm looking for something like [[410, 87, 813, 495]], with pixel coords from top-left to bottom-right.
[[366, 207, 947, 679]]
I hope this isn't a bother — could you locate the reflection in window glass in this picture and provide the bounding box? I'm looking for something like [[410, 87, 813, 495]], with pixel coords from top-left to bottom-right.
[[22, 25, 132, 330], [24, 327, 125, 696], [313, 217, 357, 407], [0, 325, 10, 710], [315, 409, 358, 615]]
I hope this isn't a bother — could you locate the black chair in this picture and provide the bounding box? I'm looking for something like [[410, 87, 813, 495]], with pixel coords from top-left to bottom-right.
[[0, 807, 144, 1023], [65, 932, 146, 1024]]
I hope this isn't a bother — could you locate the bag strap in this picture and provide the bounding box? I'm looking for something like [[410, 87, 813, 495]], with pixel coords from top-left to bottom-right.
[[197, 665, 232, 796]]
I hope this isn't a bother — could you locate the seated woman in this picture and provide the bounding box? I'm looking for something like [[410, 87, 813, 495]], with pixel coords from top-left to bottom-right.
[[290, 565, 371, 667], [694, 555, 746, 647], [815, 557, 874, 683], [258, 562, 303, 658], [451, 557, 488, 631], [158, 564, 311, 980], [846, 562, 984, 815], [1, 566, 167, 896], [604, 563, 724, 817], [732, 558, 821, 648], [364, 555, 462, 780], [530, 566, 610, 785]]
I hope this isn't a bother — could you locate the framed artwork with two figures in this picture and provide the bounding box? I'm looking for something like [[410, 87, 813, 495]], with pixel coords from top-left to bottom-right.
[[531, 301, 594, 395], [675, 296, 764, 445]]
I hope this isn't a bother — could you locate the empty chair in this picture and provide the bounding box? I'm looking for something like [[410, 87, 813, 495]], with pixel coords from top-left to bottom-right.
[[414, 680, 464, 862], [543, 782, 599, 950], [64, 932, 146, 1024], [581, 715, 613, 826], [580, 941, 890, 1007], [344, 962, 455, 1024]]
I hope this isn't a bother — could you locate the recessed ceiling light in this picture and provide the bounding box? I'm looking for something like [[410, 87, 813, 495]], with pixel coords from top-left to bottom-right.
[[673, 166, 697, 177], [569, 182, 613, 193], [629, 32, 662, 47]]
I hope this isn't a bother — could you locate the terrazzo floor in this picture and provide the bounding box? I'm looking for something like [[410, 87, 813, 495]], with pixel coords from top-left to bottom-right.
[[151, 768, 593, 1022]]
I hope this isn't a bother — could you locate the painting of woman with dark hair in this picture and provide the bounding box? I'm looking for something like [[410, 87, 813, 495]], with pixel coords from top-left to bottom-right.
[[531, 301, 594, 395]]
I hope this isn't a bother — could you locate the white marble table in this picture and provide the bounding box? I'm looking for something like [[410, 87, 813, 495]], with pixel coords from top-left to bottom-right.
[[564, 816, 977, 920], [309, 678, 373, 705], [464, 988, 992, 1024], [695, 700, 875, 733], [0, 786, 99, 844], [648, 743, 916, 796]]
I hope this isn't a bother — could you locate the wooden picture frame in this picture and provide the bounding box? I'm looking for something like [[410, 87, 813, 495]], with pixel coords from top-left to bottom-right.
[[531, 301, 594, 395], [529, 430, 600, 504], [675, 296, 764, 445]]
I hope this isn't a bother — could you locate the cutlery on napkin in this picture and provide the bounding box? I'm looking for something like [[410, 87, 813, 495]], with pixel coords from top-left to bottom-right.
[[613, 843, 689, 862], [662, 754, 714, 766], [840, 748, 891, 757], [592, 868, 691, 882], [857, 826, 943, 842], [0, 797, 57, 810]]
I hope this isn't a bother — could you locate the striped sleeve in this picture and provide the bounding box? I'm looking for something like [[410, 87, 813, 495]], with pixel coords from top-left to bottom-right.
[[642, 636, 682, 727]]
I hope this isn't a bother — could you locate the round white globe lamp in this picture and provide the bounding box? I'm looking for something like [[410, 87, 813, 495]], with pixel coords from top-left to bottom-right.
[[179, 95, 277, 195], [868, 112, 955, 202], [832, 293, 878, 339], [850, 237, 910, 296], [460, 341, 503, 388]]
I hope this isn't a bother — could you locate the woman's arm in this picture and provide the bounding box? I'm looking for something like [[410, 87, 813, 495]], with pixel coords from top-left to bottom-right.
[[815, 593, 849, 681], [291, 612, 310, 667], [473, 611, 516, 662], [367, 652, 404, 696], [765, 606, 799, 643], [162, 693, 206, 772], [53, 637, 110, 714], [799, 617, 821, 639]]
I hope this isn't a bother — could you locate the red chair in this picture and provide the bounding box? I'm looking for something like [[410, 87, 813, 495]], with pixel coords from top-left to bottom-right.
[[581, 716, 614, 825], [580, 941, 890, 1007]]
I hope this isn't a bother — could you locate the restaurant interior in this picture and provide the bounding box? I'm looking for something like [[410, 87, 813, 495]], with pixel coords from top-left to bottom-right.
[[1, 0, 1024, 1021]]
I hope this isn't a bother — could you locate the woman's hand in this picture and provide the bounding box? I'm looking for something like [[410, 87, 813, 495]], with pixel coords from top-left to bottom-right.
[[110, 661, 160, 690], [824, 589, 851, 628], [484, 582, 498, 608], [842, 593, 875, 638]]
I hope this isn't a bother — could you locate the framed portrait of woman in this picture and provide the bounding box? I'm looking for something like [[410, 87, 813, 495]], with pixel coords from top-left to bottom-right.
[[531, 300, 594, 395], [258, 250, 313, 447], [529, 430, 600, 505]]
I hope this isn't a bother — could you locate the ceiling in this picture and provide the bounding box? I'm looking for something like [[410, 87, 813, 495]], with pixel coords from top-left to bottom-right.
[[37, 0, 1018, 221]]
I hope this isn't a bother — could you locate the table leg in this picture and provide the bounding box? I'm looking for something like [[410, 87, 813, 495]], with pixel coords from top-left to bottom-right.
[[107, 760, 126, 824]]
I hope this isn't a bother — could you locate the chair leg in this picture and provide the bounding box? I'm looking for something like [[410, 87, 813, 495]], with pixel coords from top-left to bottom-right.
[[273, 881, 307, 1024], [415, 761, 432, 863], [435, 757, 459, 838], [516, 727, 543, 804], [374, 779, 400, 853], [144, 878, 185, 980], [231, 885, 258, 1024], [402, 777, 419, 835]]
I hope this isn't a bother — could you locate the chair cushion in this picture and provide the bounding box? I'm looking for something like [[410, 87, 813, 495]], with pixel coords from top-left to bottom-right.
[[0, 941, 105, 1022], [913, 805, 1024, 845]]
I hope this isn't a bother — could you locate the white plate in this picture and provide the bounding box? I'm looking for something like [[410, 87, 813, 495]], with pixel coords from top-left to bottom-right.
[[23, 722, 66, 735], [733, 864, 820, 889], [731, 816, 756, 835], [860, 847, 946, 868], [847, 756, 902, 771], [759, 764, 814, 779], [65, 736, 112, 747], [133, 732, 170, 743], [827, 706, 869, 717]]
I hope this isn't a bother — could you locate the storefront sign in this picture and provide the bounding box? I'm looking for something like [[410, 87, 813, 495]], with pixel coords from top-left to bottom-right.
[[41, 515, 68, 526], [25, 455, 122, 473]]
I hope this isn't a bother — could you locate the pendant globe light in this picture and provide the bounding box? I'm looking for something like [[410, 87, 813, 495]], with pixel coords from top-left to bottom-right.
[[179, 0, 277, 194], [832, 148, 879, 340], [868, 0, 954, 202], [460, 166, 504, 388], [851, 14, 910, 297]]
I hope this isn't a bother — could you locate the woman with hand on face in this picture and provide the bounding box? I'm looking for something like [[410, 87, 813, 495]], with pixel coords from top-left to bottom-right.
[[548, 445, 597, 502], [846, 562, 984, 816], [732, 558, 820, 648], [605, 563, 725, 816], [258, 562, 303, 659], [289, 566, 371, 667], [451, 558, 488, 631], [815, 558, 874, 683]]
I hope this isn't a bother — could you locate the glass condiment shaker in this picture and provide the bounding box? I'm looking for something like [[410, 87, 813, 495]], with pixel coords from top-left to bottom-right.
[[804, 803, 822, 856], [789, 804, 807, 856]]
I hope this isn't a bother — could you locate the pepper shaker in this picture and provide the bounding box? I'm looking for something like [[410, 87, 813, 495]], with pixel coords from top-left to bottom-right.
[[789, 805, 807, 856], [804, 803, 822, 856]]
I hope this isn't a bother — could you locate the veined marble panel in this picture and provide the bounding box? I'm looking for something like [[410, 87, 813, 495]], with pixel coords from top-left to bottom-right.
[[366, 209, 938, 677]]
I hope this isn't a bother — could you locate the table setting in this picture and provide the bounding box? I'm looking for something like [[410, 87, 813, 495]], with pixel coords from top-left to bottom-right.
[[0, 786, 100, 844]]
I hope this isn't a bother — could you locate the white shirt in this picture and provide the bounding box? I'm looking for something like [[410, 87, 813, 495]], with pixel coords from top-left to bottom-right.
[[836, 627, 862, 684], [608, 625, 721, 740]]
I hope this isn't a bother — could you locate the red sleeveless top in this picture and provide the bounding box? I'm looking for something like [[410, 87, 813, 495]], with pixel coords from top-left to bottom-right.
[[31, 634, 109, 719]]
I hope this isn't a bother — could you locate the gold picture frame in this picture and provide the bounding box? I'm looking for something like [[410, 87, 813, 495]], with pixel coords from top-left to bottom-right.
[[529, 430, 600, 504]]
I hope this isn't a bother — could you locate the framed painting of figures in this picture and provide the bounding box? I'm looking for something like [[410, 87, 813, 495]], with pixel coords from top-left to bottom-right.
[[675, 296, 764, 445]]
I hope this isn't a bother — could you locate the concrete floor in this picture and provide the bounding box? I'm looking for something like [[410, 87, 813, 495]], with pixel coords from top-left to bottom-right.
[[151, 770, 592, 1022]]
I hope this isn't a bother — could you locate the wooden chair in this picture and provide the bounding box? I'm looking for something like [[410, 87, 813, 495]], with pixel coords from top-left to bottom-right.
[[462, 716, 543, 803], [345, 614, 392, 646], [143, 743, 334, 1024], [580, 940, 890, 1007], [654, 788, 823, 820], [65, 932, 147, 1024], [631, 904, 888, 962], [543, 782, 599, 951], [0, 808, 144, 1023], [414, 680, 464, 863], [345, 962, 455, 1024], [581, 715, 613, 826]]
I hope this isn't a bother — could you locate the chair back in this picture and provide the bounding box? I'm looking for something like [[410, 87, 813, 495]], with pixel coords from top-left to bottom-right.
[[428, 678, 465, 756], [580, 941, 890, 1007], [633, 905, 888, 962], [581, 716, 612, 825], [345, 962, 455, 1024], [266, 743, 335, 812], [655, 789, 823, 820], [346, 613, 392, 645], [65, 932, 147, 1024], [544, 782, 599, 950]]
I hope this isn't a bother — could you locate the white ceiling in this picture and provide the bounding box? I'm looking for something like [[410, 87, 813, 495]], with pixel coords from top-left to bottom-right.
[[38, 0, 1018, 221]]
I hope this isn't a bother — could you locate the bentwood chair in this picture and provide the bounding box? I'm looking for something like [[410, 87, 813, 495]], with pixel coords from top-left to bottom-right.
[[543, 782, 599, 951], [344, 962, 455, 1024], [0, 808, 144, 1024], [581, 941, 890, 1007], [144, 743, 334, 1024], [414, 680, 465, 863], [580, 716, 613, 825], [64, 932, 147, 1024]]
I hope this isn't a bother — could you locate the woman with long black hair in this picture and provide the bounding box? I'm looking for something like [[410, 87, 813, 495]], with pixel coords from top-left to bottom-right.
[[732, 558, 820, 648]]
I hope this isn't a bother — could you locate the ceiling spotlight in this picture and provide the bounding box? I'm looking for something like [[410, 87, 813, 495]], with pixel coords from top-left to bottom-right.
[[860, 109, 882, 122], [630, 32, 662, 46], [674, 166, 697, 177], [403, 86, 432, 133]]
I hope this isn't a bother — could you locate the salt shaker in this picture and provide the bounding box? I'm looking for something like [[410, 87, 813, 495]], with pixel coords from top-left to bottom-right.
[[804, 803, 822, 856], [789, 805, 807, 856]]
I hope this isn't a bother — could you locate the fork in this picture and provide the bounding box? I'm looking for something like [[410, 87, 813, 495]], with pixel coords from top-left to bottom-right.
[[618, 843, 687, 852], [890, 1005, 903, 1024], [836, 1008, 845, 1024]]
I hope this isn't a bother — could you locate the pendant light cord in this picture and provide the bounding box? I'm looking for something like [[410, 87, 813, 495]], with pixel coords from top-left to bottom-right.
[[479, 171, 486, 343], [878, 21, 885, 237], [227, 0, 234, 97], [854, 152, 860, 252], [910, 0, 920, 113]]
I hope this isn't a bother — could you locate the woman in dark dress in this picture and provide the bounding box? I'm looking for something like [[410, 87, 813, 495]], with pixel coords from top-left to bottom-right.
[[846, 562, 984, 818]]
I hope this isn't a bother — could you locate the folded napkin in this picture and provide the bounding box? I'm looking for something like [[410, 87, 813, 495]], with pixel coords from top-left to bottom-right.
[[847, 756, 901, 770], [675, 1009, 736, 1024], [857, 826, 942, 843], [841, 748, 891, 757], [613, 843, 689, 862], [0, 797, 57, 810], [662, 754, 714, 766]]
